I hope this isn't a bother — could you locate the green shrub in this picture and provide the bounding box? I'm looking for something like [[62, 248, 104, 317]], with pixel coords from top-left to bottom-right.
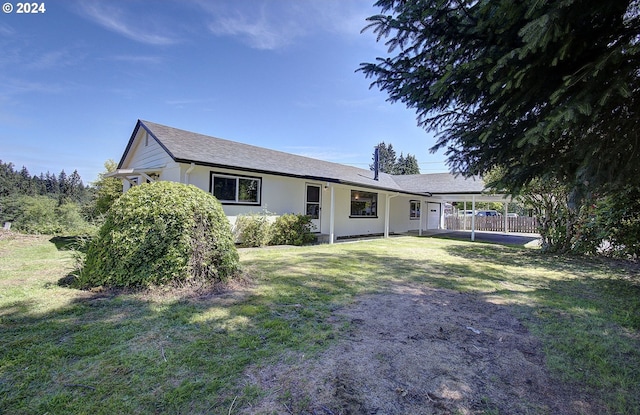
[[269, 214, 315, 246], [234, 213, 272, 247], [78, 182, 239, 288], [0, 195, 95, 235], [572, 186, 640, 258]]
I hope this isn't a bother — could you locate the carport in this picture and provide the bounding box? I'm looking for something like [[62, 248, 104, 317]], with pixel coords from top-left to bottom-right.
[[394, 173, 516, 242], [431, 193, 516, 241]]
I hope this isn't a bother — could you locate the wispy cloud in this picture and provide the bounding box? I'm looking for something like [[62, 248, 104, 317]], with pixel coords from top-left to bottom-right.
[[283, 145, 362, 163], [26, 49, 84, 70], [165, 98, 216, 109], [3, 78, 64, 95], [106, 55, 164, 64], [206, 4, 303, 50], [77, 1, 179, 45], [0, 23, 15, 36], [336, 97, 380, 108], [194, 0, 372, 50]]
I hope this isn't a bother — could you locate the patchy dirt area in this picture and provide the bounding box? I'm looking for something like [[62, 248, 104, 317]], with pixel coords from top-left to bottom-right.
[[242, 285, 601, 415]]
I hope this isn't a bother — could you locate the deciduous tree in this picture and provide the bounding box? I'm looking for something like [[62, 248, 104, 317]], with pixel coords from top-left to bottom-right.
[[91, 159, 123, 216]]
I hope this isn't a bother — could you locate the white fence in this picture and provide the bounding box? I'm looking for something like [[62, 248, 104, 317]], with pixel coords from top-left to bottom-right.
[[445, 216, 538, 233]]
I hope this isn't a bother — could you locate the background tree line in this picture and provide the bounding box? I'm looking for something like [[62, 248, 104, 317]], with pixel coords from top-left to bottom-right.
[[370, 142, 420, 175], [0, 160, 88, 202], [0, 159, 121, 235]]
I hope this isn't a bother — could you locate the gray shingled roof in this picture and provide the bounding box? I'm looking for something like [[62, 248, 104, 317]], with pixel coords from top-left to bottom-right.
[[392, 173, 487, 194], [125, 120, 486, 196]]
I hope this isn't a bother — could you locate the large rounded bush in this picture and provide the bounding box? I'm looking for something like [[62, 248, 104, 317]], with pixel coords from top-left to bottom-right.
[[78, 182, 239, 288]]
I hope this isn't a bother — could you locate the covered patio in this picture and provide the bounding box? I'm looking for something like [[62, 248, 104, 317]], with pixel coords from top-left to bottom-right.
[[394, 173, 527, 242]]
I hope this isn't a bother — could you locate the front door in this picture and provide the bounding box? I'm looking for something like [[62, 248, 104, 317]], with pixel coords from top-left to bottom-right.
[[427, 203, 441, 230], [305, 184, 321, 232]]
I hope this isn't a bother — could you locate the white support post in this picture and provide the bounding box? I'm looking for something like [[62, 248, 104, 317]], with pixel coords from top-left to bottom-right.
[[504, 202, 509, 233], [384, 193, 398, 238], [384, 194, 391, 238], [329, 185, 335, 244], [471, 195, 476, 242], [419, 200, 424, 236], [463, 200, 467, 230]]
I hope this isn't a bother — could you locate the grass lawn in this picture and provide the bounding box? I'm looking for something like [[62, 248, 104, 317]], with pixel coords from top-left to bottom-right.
[[1, 233, 639, 414]]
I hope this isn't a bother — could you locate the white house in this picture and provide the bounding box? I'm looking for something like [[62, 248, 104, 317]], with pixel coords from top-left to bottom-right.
[[109, 120, 496, 243]]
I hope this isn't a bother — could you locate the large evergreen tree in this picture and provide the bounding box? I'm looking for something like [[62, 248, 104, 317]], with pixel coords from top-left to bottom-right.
[[0, 161, 16, 197], [359, 0, 640, 193], [370, 141, 397, 173], [395, 153, 420, 175]]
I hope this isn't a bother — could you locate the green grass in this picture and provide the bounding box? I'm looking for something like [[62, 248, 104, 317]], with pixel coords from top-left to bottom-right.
[[1, 234, 639, 414]]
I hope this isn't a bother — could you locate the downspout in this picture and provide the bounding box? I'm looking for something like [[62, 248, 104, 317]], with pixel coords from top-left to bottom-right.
[[185, 163, 196, 185], [384, 193, 399, 238]]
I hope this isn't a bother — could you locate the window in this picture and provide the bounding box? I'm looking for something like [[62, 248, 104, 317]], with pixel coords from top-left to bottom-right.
[[211, 173, 261, 204], [350, 190, 377, 217], [410, 200, 421, 220]]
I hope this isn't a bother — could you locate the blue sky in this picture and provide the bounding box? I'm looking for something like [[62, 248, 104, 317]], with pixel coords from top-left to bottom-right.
[[1, 0, 448, 184]]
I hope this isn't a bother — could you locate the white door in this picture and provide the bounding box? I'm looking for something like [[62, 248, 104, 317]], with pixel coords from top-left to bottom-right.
[[427, 203, 440, 230], [305, 184, 321, 232]]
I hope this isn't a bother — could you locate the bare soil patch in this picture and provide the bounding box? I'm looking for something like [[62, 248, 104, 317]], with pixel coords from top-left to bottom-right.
[[242, 284, 601, 415]]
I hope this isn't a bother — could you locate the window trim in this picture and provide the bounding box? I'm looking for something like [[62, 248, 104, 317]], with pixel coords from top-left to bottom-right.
[[210, 172, 262, 205], [410, 200, 421, 220], [349, 190, 378, 218]]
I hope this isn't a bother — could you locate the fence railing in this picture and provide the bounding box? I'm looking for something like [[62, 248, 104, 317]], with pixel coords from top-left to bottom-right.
[[445, 216, 539, 233]]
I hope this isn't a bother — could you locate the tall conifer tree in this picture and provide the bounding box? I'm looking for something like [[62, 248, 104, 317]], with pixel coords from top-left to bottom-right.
[[360, 0, 640, 193]]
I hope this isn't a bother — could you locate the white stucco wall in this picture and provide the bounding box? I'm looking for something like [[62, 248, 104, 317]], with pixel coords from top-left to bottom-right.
[[120, 149, 446, 238], [175, 165, 444, 237], [389, 196, 422, 233], [178, 164, 318, 227], [326, 186, 386, 238]]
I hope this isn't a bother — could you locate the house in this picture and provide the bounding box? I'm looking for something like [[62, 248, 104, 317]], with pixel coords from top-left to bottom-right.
[[109, 120, 503, 243]]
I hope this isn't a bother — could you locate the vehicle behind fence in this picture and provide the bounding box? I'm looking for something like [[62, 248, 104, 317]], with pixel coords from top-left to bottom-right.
[[445, 216, 538, 233]]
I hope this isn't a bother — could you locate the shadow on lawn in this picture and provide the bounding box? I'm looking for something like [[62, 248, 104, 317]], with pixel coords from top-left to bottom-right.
[[3, 240, 640, 414], [49, 236, 89, 253], [241, 244, 640, 414], [444, 242, 640, 278], [0, 257, 347, 414]]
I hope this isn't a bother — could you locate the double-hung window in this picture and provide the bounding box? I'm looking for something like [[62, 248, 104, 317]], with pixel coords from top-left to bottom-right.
[[211, 173, 261, 204]]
